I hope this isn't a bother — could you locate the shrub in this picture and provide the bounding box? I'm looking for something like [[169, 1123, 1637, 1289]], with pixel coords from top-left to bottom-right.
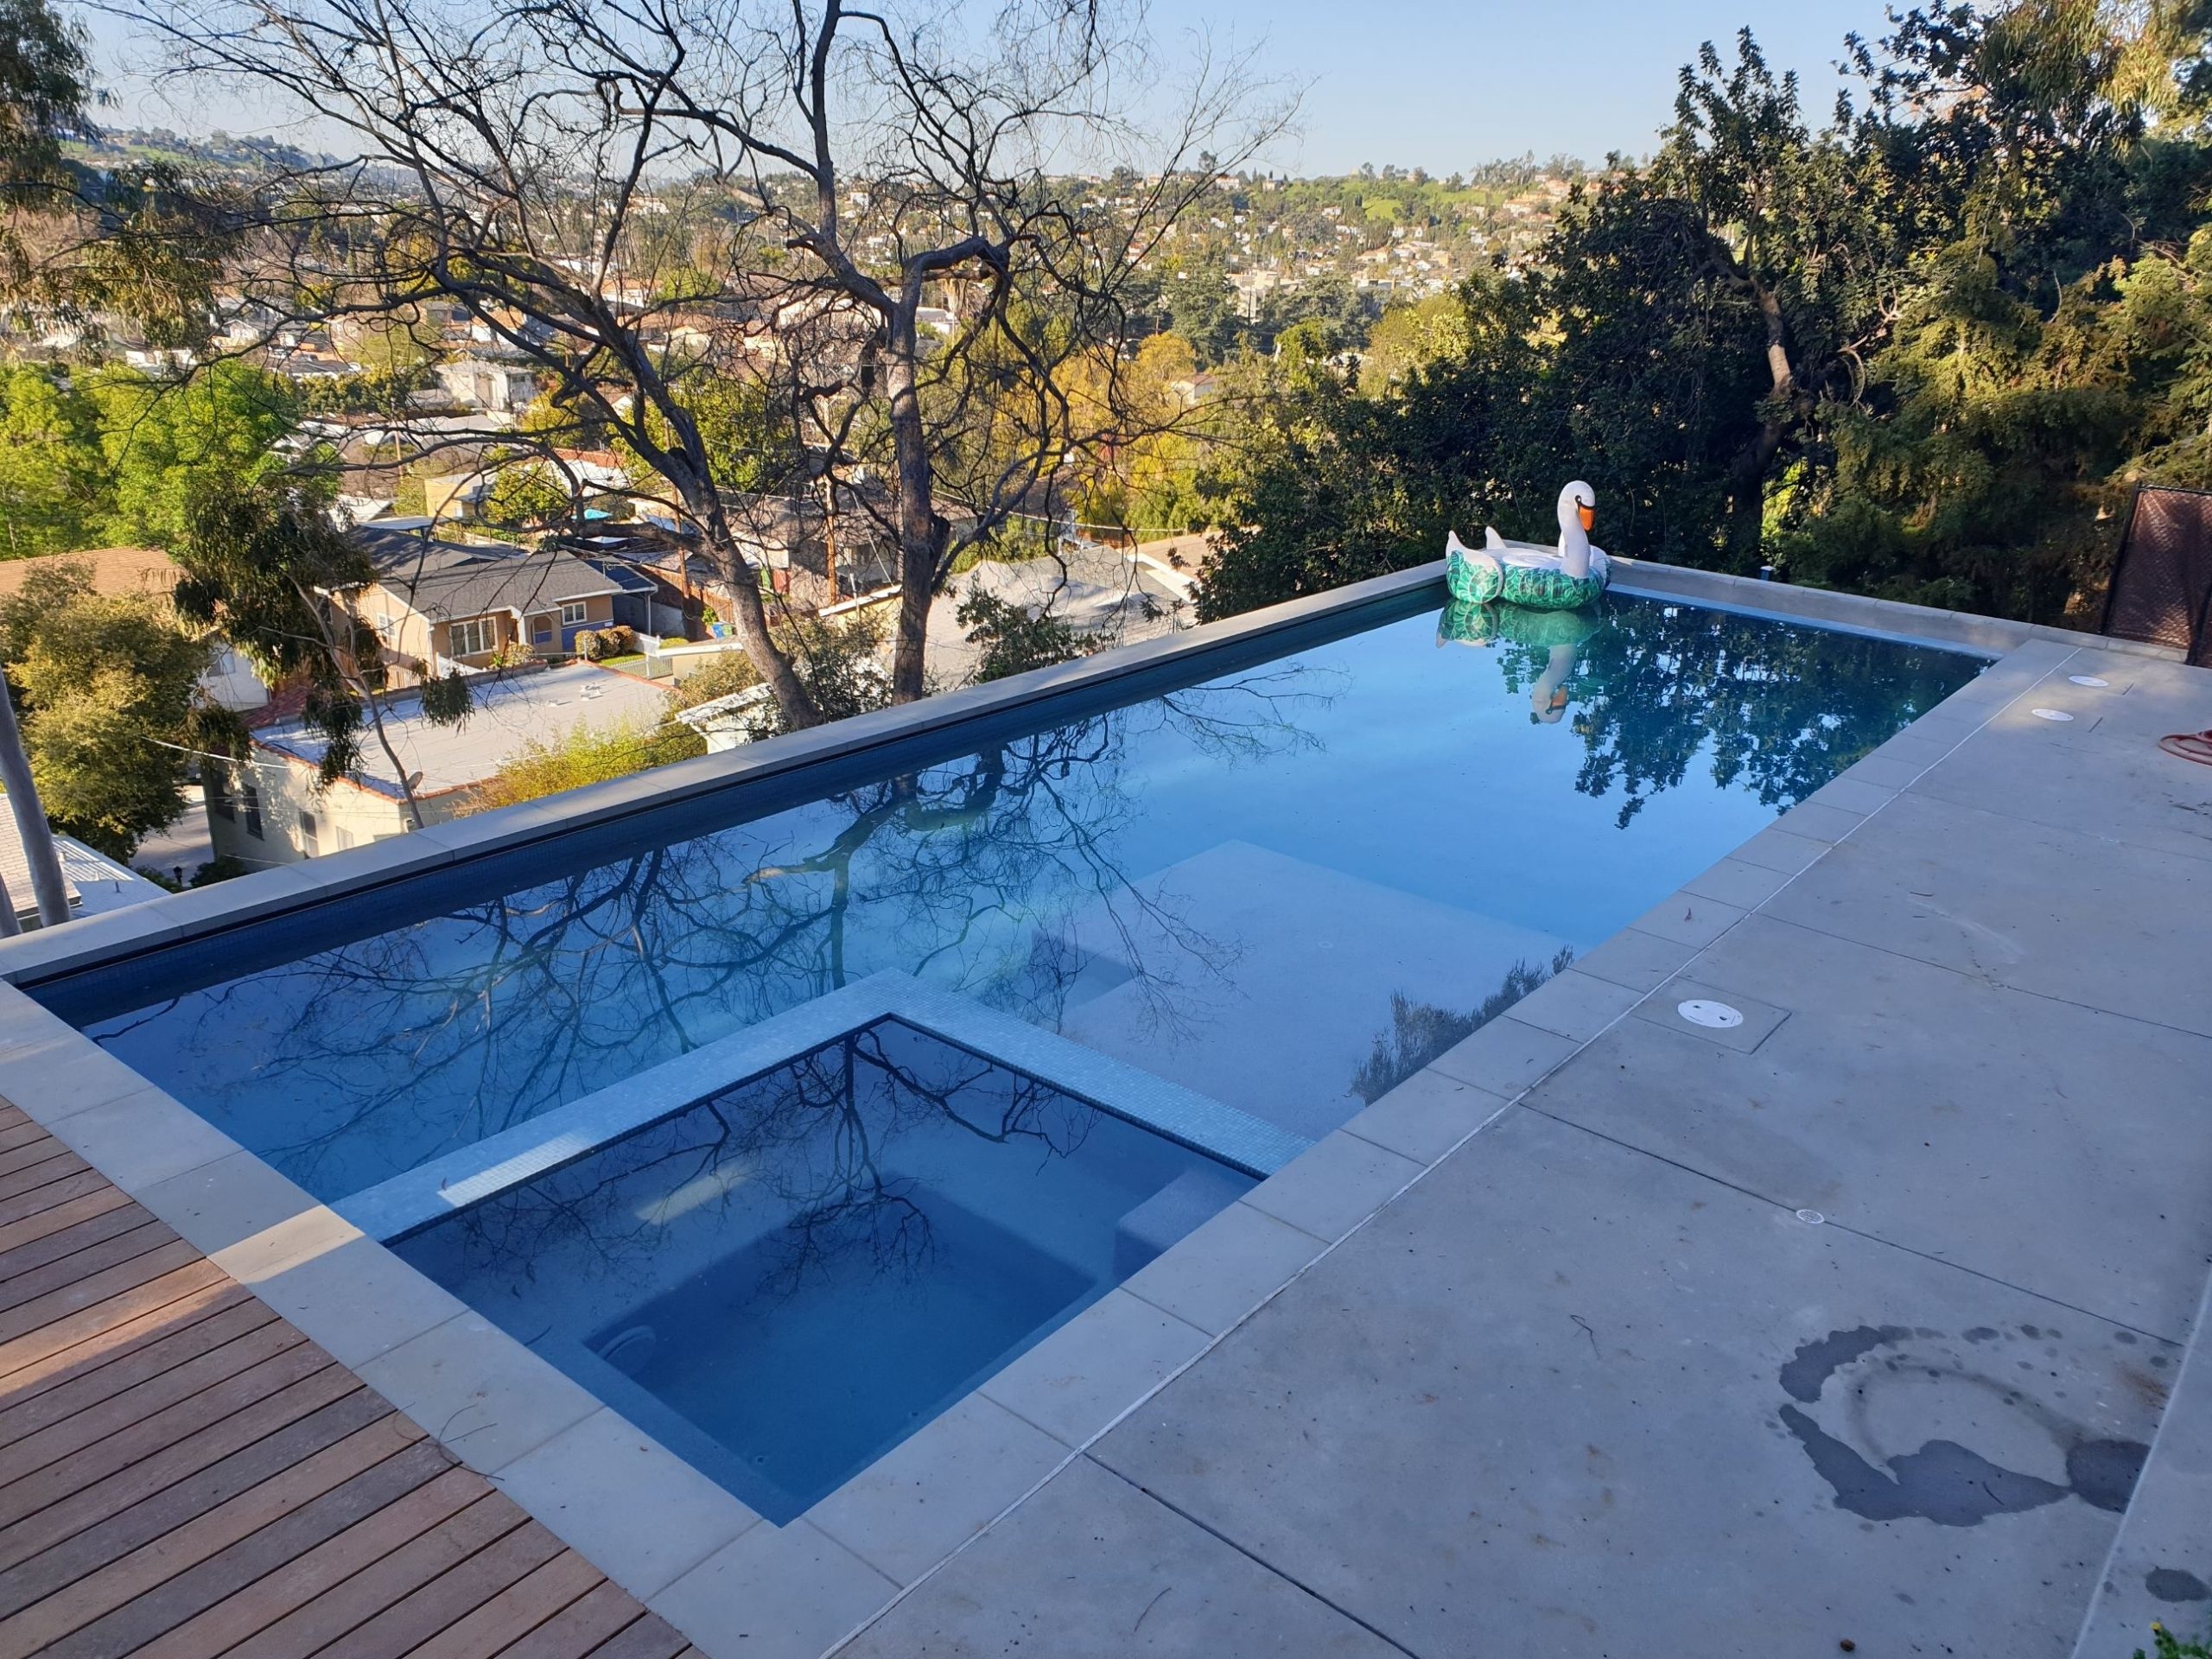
[[956, 589, 1095, 683], [2141, 1624, 2212, 1659], [671, 650, 763, 709], [467, 720, 706, 813]]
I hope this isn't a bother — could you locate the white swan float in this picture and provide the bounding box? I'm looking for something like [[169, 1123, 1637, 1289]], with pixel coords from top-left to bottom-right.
[[1445, 480, 1611, 610]]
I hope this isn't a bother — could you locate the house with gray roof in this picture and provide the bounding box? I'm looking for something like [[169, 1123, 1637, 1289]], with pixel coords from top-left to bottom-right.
[[340, 527, 626, 682]]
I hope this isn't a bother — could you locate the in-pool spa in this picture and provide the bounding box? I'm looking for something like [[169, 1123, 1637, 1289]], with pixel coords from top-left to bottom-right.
[[35, 588, 1983, 1518], [392, 1018, 1255, 1521]]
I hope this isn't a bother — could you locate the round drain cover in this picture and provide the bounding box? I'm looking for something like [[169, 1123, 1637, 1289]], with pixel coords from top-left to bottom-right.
[[1796, 1208, 1826, 1225], [2031, 708, 2075, 721], [1677, 998, 1745, 1029], [2069, 675, 2109, 688]]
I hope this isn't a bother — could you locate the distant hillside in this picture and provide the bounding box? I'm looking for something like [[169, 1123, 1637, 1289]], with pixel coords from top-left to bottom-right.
[[62, 125, 339, 178]]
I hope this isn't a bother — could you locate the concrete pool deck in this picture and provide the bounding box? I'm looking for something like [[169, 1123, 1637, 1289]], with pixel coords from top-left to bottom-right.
[[0, 564, 2203, 1657], [830, 633, 2212, 1658]]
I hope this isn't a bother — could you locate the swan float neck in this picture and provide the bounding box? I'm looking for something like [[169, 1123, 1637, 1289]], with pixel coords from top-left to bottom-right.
[[1442, 479, 1609, 612], [1556, 481, 1594, 582]]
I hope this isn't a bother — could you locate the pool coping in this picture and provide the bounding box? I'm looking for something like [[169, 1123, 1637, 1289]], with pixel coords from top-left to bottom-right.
[[0, 563, 2182, 1659]]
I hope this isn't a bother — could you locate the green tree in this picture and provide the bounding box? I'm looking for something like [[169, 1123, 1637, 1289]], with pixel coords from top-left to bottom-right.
[[0, 0, 234, 345], [173, 476, 468, 827], [480, 460, 573, 534], [0, 561, 216, 856], [91, 361, 301, 547], [1202, 3, 2212, 627], [0, 365, 106, 556], [1197, 271, 1563, 619], [955, 590, 1095, 683], [1357, 294, 1472, 395]]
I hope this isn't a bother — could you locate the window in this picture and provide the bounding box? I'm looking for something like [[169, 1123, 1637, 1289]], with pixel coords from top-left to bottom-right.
[[243, 784, 264, 839], [559, 600, 588, 626], [297, 809, 319, 856], [448, 614, 497, 657]]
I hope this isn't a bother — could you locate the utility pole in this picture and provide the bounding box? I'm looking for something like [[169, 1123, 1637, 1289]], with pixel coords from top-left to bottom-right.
[[0, 677, 70, 928]]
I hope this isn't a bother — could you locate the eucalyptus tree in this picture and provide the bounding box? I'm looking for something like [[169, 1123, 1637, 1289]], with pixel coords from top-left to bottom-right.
[[122, 0, 1285, 717], [0, 0, 234, 343]]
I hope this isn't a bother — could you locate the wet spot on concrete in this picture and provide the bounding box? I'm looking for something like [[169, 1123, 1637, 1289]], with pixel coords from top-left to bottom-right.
[[1964, 1327, 1999, 1343], [1782, 1325, 1911, 1403], [2066, 1440, 2150, 1512], [1780, 1406, 2069, 1526], [2147, 1568, 2211, 1604], [2115, 1332, 2139, 1345]]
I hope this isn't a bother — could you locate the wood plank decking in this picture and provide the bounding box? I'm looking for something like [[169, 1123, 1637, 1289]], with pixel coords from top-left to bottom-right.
[[0, 1103, 702, 1659]]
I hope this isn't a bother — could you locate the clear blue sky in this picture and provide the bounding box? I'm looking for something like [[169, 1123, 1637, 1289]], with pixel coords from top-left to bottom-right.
[[1149, 0, 1891, 173], [84, 0, 1897, 174]]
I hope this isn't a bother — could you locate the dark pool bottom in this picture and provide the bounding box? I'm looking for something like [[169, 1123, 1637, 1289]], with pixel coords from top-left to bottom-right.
[[392, 1020, 1252, 1522]]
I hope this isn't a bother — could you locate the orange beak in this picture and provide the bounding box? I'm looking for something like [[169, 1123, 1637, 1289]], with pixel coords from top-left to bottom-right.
[[1577, 502, 1596, 532]]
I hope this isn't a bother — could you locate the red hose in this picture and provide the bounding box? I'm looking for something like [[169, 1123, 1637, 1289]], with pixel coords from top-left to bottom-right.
[[2160, 729, 2212, 765]]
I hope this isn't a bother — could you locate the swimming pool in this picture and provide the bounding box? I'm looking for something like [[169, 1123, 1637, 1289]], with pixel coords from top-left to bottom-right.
[[39, 588, 1981, 1517]]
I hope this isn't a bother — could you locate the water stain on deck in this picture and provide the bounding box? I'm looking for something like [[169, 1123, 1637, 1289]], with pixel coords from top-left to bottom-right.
[[1777, 1325, 2150, 1527]]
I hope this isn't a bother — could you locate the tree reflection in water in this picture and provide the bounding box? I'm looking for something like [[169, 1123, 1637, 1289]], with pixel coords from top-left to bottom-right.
[[1351, 947, 1577, 1104], [87, 596, 1979, 1201], [1492, 600, 1974, 827], [403, 1020, 1106, 1307], [98, 666, 1338, 1197]]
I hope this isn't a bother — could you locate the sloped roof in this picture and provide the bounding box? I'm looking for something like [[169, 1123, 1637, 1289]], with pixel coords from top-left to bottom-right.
[[352, 531, 621, 622], [0, 547, 181, 600], [0, 806, 165, 923]]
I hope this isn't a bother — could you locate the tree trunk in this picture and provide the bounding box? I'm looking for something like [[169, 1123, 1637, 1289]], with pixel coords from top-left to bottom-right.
[[1724, 280, 1803, 569], [0, 682, 70, 927], [1725, 419, 1788, 569], [359, 690, 425, 831], [695, 497, 821, 728], [884, 336, 948, 704]]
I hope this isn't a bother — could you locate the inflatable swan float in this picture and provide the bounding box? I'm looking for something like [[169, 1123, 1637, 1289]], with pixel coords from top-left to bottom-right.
[[1445, 480, 1611, 610]]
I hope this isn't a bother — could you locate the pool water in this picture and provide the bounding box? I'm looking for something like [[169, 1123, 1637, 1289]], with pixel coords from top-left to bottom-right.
[[59, 595, 1979, 1198], [393, 1020, 1246, 1521], [42, 589, 1980, 1516]]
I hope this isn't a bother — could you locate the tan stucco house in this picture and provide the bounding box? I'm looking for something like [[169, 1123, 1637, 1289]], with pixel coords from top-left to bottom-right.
[[341, 529, 626, 683]]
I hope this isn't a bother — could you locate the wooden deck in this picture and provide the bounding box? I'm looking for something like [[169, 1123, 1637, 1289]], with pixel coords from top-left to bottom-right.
[[0, 1103, 704, 1659]]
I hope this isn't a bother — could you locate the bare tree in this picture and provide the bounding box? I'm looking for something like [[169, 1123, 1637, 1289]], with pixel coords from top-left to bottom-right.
[[113, 0, 1287, 718]]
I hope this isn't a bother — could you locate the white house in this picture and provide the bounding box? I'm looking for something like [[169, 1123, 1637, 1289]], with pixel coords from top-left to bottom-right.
[[209, 662, 675, 864], [435, 357, 539, 412]]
